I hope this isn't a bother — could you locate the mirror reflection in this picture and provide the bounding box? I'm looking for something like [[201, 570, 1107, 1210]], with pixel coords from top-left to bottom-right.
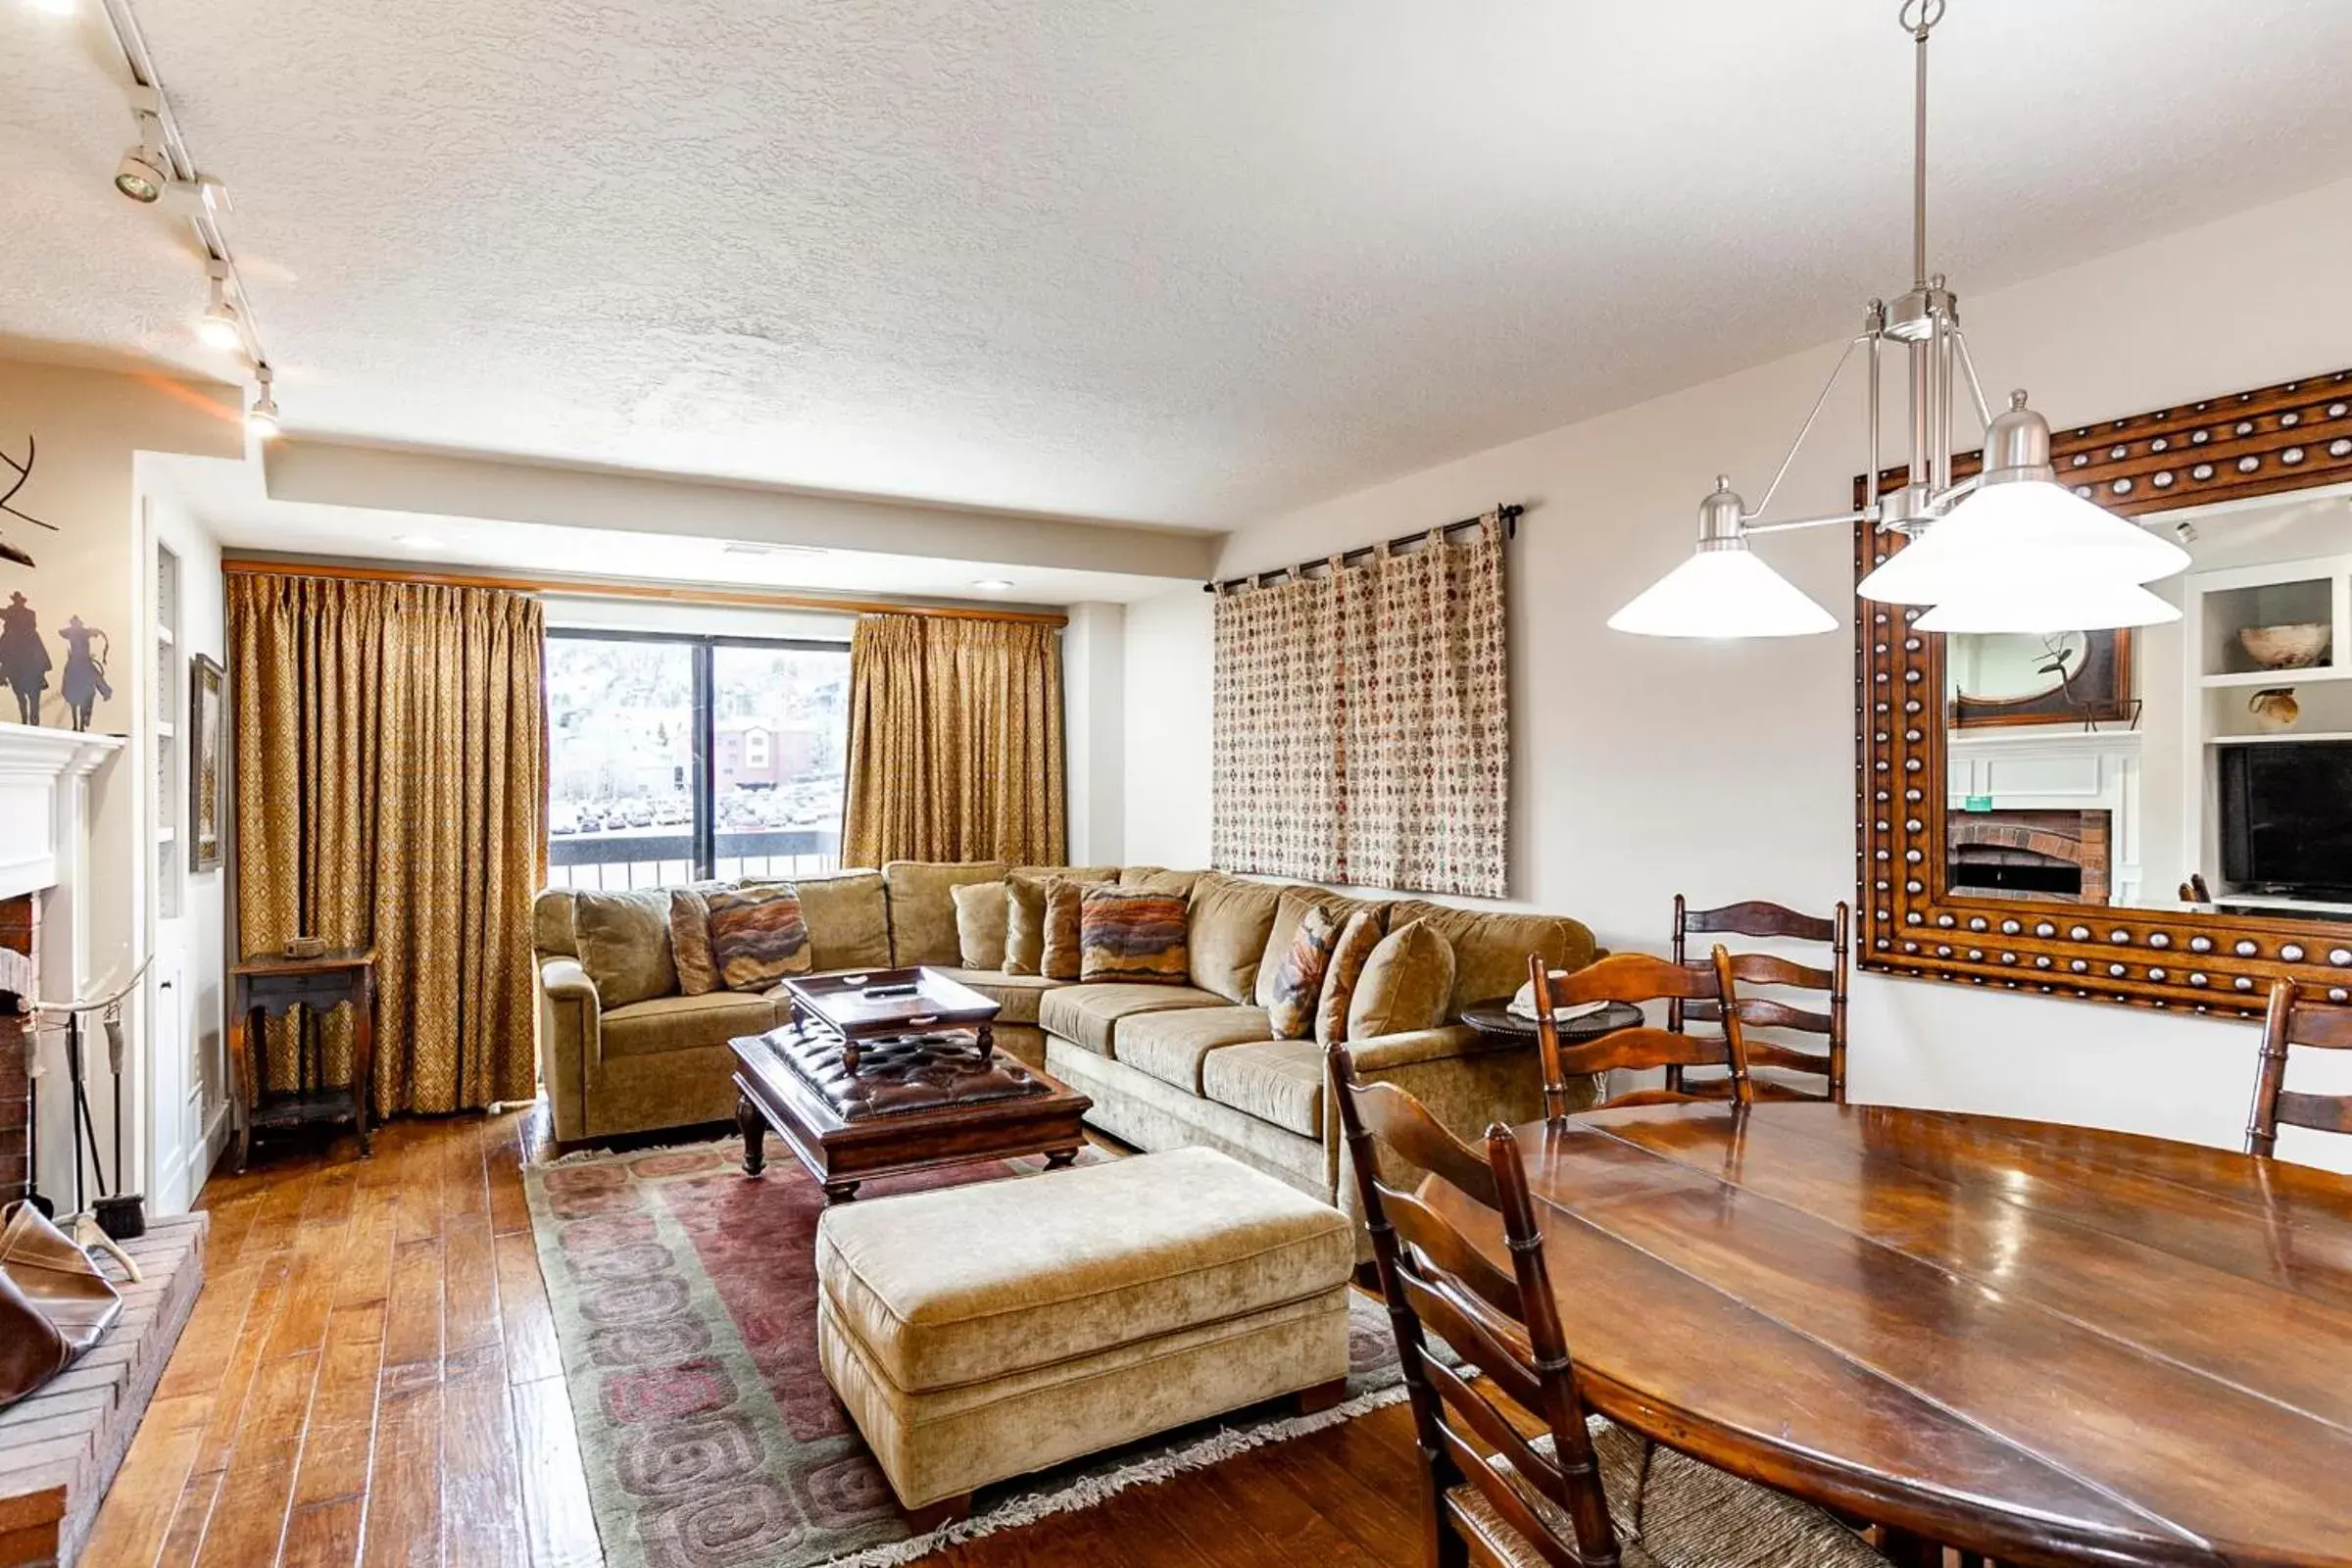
[[1943, 486, 2352, 922]]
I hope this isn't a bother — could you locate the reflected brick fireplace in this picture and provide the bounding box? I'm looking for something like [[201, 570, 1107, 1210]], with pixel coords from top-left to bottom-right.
[[1948, 809, 2112, 904], [0, 893, 32, 1202]]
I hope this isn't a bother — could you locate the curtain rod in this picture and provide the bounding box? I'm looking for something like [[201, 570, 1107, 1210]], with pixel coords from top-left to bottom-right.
[[1202, 503, 1524, 595], [219, 558, 1071, 627]]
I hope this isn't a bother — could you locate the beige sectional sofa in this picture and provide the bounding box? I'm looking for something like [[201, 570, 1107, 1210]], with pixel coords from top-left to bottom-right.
[[533, 861, 1600, 1220]]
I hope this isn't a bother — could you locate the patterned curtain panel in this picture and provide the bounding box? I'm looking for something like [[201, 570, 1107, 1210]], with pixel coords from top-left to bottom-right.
[[841, 614, 1067, 866], [229, 573, 545, 1114], [1212, 516, 1507, 898]]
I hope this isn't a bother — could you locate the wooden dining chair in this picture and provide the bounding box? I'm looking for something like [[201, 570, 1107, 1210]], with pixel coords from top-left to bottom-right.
[[1329, 1045, 1889, 1568], [2246, 978, 2352, 1157], [1528, 951, 1753, 1116], [1672, 897, 1850, 1102]]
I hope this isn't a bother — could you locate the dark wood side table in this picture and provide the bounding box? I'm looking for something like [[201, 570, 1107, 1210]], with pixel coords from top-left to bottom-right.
[[229, 948, 376, 1173], [1458, 998, 1643, 1047]]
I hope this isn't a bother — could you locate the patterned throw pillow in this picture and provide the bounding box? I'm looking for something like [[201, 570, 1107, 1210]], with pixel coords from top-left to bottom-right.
[[1078, 885, 1190, 985], [705, 885, 813, 992], [1315, 908, 1385, 1045], [1266, 906, 1340, 1040], [1040, 877, 1097, 982], [669, 889, 722, 997], [953, 880, 1010, 970]]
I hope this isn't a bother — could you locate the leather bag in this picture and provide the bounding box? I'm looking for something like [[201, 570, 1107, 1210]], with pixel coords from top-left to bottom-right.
[[0, 1200, 123, 1408]]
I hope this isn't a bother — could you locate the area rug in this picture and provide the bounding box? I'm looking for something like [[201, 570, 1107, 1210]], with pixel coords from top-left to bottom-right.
[[521, 1136, 1410, 1568]]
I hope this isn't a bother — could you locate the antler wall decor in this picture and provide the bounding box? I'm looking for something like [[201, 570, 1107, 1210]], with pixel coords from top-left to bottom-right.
[[1, 434, 61, 569]]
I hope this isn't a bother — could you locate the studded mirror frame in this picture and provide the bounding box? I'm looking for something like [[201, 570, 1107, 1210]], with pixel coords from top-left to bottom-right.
[[1856, 368, 2352, 1017]]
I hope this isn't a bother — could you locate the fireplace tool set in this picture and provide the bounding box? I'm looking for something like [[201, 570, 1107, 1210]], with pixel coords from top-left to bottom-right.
[[19, 956, 154, 1285]]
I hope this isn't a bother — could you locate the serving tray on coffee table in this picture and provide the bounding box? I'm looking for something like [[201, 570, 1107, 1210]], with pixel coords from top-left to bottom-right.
[[781, 966, 1000, 1064], [730, 1024, 1091, 1203]]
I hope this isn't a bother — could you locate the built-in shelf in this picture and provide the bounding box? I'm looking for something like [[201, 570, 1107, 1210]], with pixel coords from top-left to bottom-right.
[[2208, 731, 2352, 746], [2200, 665, 2351, 689]]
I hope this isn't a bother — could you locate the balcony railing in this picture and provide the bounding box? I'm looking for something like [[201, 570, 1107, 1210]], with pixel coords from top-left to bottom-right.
[[545, 828, 842, 891]]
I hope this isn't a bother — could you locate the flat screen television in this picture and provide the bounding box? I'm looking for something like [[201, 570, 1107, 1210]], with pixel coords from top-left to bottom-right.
[[2219, 740, 2352, 900]]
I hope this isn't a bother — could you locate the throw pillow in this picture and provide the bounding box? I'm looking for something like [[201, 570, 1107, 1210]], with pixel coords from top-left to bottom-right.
[[669, 889, 721, 997], [1003, 875, 1050, 976], [1040, 876, 1098, 982], [953, 880, 1010, 970], [571, 888, 676, 1007], [705, 884, 814, 992], [1347, 919, 1458, 1042], [1266, 906, 1341, 1040], [1315, 908, 1385, 1046], [1078, 885, 1190, 985]]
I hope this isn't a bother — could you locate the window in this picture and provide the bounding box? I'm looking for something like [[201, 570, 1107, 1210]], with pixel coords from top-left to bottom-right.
[[545, 631, 850, 890]]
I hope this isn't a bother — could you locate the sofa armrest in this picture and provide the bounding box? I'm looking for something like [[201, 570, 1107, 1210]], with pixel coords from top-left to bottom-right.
[[1344, 1023, 1495, 1075], [537, 957, 602, 1144]]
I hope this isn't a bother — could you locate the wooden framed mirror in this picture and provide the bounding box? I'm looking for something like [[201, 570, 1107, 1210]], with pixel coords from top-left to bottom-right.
[[1856, 368, 2352, 1017]]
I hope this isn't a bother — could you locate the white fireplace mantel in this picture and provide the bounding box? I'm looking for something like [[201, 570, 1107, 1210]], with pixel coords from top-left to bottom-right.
[[1947, 727, 2143, 905], [0, 722, 123, 904]]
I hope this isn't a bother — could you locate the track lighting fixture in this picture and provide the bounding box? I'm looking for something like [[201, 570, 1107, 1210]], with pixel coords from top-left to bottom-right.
[[114, 113, 169, 203], [196, 265, 242, 351], [248, 365, 281, 440]]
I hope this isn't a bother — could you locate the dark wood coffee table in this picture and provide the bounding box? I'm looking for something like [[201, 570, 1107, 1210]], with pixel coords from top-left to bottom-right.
[[730, 1021, 1091, 1204]]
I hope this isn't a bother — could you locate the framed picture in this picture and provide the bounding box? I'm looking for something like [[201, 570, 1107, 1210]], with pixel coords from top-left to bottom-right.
[[188, 653, 223, 871], [1948, 628, 2137, 728]]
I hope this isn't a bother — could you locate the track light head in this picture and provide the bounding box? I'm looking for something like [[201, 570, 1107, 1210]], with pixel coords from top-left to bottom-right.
[[248, 365, 281, 440], [196, 270, 243, 350], [114, 113, 169, 202]]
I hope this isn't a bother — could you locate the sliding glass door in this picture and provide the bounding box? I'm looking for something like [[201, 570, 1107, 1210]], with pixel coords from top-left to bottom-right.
[[545, 630, 851, 890]]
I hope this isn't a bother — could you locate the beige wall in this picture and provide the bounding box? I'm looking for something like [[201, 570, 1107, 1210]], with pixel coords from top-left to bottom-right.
[[1124, 174, 2352, 1168], [0, 356, 244, 1209]]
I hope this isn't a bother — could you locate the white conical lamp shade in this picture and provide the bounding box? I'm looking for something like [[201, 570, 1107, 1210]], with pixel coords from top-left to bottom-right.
[[1857, 480, 2190, 605], [1609, 545, 1838, 638], [1915, 578, 2180, 634]]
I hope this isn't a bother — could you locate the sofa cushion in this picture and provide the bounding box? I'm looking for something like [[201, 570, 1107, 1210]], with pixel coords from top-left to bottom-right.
[[1264, 905, 1340, 1040], [952, 881, 1009, 970], [1038, 982, 1228, 1057], [931, 969, 1067, 1027], [1256, 889, 1391, 1008], [1003, 867, 1111, 975], [1388, 900, 1599, 1019], [600, 989, 782, 1060], [1200, 1039, 1326, 1138], [532, 888, 577, 958], [1120, 866, 1201, 896], [1114, 1006, 1277, 1094], [794, 869, 894, 972], [571, 888, 676, 1008], [708, 884, 814, 991], [813, 1147, 1352, 1392], [668, 889, 721, 997], [1185, 873, 1283, 1004], [1041, 876, 1102, 982], [1348, 919, 1457, 1041], [1316, 908, 1385, 1046], [1079, 885, 1190, 986], [884, 861, 1009, 967]]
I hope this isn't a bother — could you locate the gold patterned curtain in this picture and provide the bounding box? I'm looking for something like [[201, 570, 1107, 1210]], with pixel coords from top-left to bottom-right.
[[229, 572, 545, 1114], [1212, 516, 1507, 897], [842, 614, 1066, 866]]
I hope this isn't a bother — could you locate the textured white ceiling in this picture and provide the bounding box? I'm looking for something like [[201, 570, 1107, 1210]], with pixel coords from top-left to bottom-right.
[[9, 1, 2352, 526]]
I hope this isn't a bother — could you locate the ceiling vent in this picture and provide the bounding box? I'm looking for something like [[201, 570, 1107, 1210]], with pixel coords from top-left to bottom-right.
[[720, 541, 827, 558]]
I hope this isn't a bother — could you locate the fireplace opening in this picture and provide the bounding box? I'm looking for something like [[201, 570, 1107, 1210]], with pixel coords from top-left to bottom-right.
[[1, 892, 33, 1204], [1945, 808, 2112, 906]]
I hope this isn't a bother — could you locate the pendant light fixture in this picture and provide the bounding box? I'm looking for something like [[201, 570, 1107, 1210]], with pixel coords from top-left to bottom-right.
[[1611, 0, 2188, 639]]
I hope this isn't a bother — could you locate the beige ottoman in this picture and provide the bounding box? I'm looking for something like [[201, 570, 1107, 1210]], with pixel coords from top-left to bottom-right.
[[815, 1147, 1354, 1521]]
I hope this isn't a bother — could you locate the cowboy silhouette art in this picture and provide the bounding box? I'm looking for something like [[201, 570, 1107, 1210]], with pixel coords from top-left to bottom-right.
[[57, 615, 110, 732], [0, 591, 47, 725]]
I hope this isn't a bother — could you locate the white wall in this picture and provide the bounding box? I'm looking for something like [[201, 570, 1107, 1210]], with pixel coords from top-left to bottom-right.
[[0, 358, 243, 1210], [1061, 603, 1126, 865], [1124, 175, 2352, 1167]]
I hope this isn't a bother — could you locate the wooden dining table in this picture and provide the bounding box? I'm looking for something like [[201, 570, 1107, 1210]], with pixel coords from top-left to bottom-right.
[[1425, 1102, 2352, 1568]]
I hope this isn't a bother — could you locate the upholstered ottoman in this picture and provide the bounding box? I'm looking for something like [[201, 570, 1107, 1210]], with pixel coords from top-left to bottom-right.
[[814, 1146, 1354, 1521]]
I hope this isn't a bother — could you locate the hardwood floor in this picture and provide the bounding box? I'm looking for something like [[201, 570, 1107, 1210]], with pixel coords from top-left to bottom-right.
[[83, 1105, 1429, 1568]]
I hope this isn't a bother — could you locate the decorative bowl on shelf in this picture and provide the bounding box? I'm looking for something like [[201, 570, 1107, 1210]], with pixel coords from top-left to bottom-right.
[[2238, 622, 2331, 670], [2248, 688, 2301, 732], [284, 935, 327, 959]]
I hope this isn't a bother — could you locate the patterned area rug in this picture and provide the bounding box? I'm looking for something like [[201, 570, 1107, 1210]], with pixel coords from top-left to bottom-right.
[[521, 1137, 1409, 1568]]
